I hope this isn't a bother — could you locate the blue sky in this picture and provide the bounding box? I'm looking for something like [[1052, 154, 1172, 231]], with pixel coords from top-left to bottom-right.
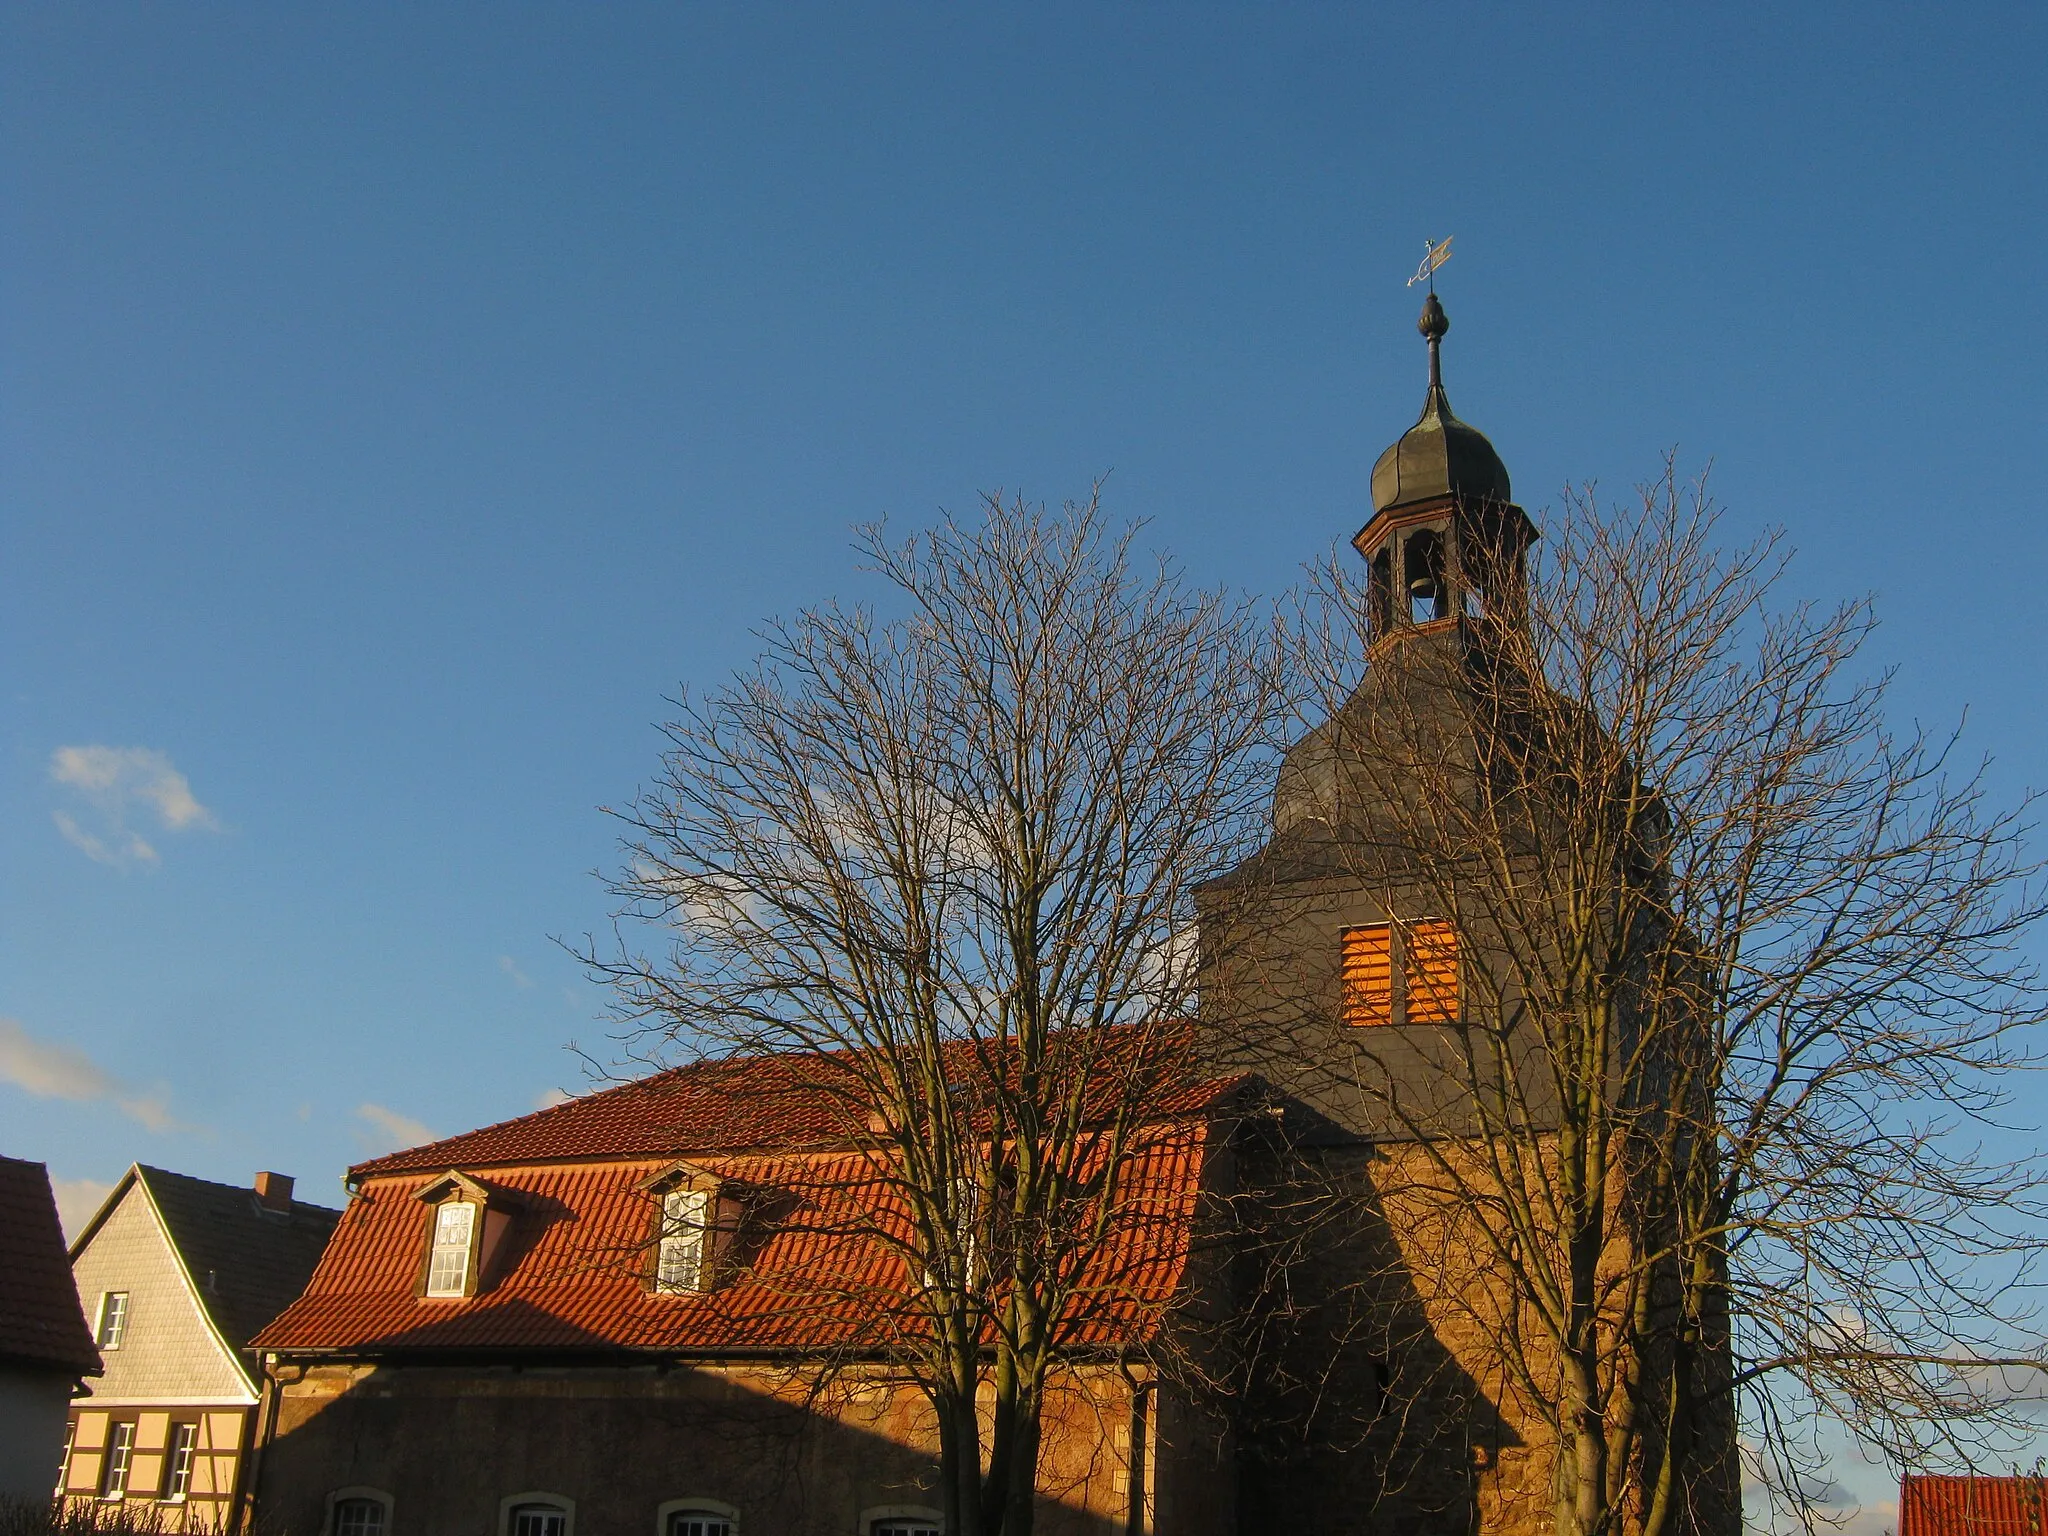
[[3, 7, 2045, 1492]]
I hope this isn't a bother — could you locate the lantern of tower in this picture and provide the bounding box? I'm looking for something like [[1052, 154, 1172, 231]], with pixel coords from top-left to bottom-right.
[[1357, 292, 1535, 645]]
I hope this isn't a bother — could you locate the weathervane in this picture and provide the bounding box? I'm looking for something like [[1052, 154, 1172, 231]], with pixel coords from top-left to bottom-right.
[[1408, 235, 1454, 293]]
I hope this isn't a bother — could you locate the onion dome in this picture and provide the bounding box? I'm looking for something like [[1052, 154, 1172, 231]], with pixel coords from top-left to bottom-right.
[[1368, 293, 1512, 513]]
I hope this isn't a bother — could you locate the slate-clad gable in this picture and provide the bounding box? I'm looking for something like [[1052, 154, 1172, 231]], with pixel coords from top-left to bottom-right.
[[137, 1166, 341, 1359], [70, 1182, 255, 1405]]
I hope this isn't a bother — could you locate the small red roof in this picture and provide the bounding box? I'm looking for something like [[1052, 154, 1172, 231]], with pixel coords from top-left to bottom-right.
[[1901, 1476, 2048, 1536], [0, 1155, 100, 1376]]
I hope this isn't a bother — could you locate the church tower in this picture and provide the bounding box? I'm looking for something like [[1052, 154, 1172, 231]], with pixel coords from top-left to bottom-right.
[[1197, 293, 1736, 1536], [1200, 289, 1542, 1144]]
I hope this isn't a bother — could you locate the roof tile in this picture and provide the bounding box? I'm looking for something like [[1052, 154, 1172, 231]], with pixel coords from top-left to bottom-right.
[[0, 1155, 100, 1375]]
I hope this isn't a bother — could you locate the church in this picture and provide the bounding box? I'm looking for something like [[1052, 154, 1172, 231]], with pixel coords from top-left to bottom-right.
[[249, 297, 1735, 1536]]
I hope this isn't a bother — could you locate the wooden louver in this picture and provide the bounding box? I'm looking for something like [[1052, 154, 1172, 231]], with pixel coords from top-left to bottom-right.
[[1342, 924, 1394, 1027], [1341, 919, 1460, 1026], [1404, 918, 1460, 1025]]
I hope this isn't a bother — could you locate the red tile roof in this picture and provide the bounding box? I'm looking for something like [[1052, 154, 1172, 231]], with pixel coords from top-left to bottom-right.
[[348, 1029, 1219, 1179], [255, 1122, 1215, 1357], [0, 1155, 100, 1376], [348, 1052, 861, 1178], [1901, 1477, 2048, 1536]]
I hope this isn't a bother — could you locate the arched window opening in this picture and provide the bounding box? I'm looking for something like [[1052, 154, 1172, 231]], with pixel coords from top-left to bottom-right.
[[1404, 529, 1445, 623], [507, 1500, 571, 1536], [666, 1512, 734, 1536], [1367, 547, 1394, 640], [863, 1506, 942, 1536], [325, 1488, 393, 1536]]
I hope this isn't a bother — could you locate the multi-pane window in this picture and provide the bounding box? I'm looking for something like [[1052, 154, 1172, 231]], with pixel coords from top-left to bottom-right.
[[333, 1496, 387, 1536], [96, 1291, 130, 1349], [666, 1513, 733, 1536], [164, 1423, 198, 1500], [101, 1422, 135, 1499], [873, 1523, 940, 1536], [424, 1201, 475, 1296], [509, 1503, 568, 1536], [656, 1187, 711, 1293], [1341, 920, 1460, 1026]]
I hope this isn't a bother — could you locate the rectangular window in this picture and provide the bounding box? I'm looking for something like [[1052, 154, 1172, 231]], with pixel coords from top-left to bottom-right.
[[424, 1201, 475, 1296], [96, 1291, 129, 1349], [1341, 924, 1394, 1026], [101, 1422, 135, 1499], [333, 1496, 387, 1536], [510, 1505, 568, 1536], [656, 1187, 710, 1293], [164, 1423, 198, 1500], [1405, 918, 1460, 1024]]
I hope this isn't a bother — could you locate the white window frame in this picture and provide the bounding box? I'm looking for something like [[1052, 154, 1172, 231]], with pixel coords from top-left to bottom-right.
[[100, 1421, 136, 1500], [656, 1496, 739, 1536], [424, 1200, 477, 1297], [499, 1491, 575, 1536], [97, 1290, 130, 1349], [324, 1487, 394, 1536], [655, 1187, 712, 1294], [164, 1422, 199, 1501], [861, 1505, 942, 1536]]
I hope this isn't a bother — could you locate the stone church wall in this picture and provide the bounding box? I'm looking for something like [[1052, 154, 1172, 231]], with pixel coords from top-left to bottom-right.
[[258, 1358, 1230, 1536]]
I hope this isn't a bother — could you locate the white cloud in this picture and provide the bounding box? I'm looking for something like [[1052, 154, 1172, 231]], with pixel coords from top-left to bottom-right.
[[534, 1087, 574, 1110], [50, 746, 218, 869], [51, 1178, 115, 1241], [53, 812, 158, 867], [355, 1102, 433, 1155], [0, 1016, 114, 1100], [0, 1016, 199, 1133], [498, 955, 534, 989]]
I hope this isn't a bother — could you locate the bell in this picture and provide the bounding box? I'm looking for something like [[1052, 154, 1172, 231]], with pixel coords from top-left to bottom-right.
[[1408, 575, 1438, 601]]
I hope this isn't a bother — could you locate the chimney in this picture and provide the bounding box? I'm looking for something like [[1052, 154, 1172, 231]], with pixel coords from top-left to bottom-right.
[[253, 1172, 294, 1212]]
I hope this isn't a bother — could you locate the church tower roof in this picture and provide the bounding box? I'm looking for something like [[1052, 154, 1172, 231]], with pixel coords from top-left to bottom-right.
[[1368, 291, 1512, 514]]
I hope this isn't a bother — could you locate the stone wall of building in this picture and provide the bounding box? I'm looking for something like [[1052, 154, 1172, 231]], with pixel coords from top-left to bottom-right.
[[1229, 1135, 1736, 1536], [258, 1358, 1229, 1536]]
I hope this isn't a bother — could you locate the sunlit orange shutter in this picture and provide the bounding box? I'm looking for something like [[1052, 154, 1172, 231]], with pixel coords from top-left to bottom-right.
[[1342, 925, 1394, 1026], [1405, 919, 1460, 1024]]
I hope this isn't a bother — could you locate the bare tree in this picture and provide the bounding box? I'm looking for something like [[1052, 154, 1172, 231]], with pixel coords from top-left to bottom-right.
[[590, 490, 1292, 1536], [1264, 462, 2048, 1536]]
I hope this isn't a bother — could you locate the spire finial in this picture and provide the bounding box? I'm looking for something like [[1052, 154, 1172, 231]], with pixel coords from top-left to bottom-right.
[[1419, 292, 1449, 392]]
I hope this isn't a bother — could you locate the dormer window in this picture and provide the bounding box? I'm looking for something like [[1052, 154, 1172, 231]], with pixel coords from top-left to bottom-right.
[[415, 1171, 517, 1299], [425, 1201, 476, 1296], [657, 1187, 712, 1293], [641, 1161, 749, 1295]]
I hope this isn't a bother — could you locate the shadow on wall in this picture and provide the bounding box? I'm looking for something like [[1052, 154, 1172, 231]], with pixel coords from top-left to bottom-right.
[[1221, 1120, 1522, 1536], [253, 1343, 1144, 1536]]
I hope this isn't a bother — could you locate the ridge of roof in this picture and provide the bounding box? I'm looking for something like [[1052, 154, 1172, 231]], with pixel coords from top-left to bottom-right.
[[129, 1165, 342, 1361], [0, 1155, 100, 1375], [351, 1024, 1232, 1180]]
